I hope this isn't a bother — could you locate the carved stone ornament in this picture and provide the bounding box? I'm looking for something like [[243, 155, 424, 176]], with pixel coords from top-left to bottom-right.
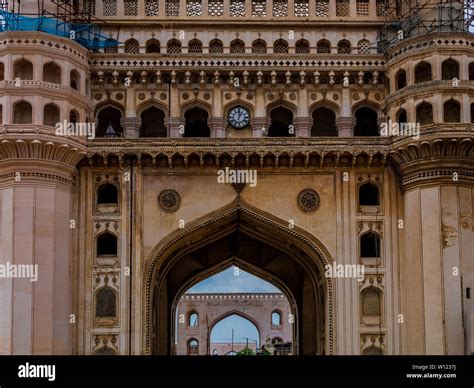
[[158, 189, 181, 213], [297, 189, 320, 212]]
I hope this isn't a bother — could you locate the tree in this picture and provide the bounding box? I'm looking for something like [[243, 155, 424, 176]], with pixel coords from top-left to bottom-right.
[[237, 347, 255, 356]]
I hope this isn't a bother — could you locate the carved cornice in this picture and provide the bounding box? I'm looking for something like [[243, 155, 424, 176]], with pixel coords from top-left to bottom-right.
[[385, 32, 474, 64], [0, 132, 87, 166], [0, 31, 89, 65], [383, 80, 474, 109], [90, 56, 385, 72], [85, 137, 391, 169], [388, 131, 474, 190]]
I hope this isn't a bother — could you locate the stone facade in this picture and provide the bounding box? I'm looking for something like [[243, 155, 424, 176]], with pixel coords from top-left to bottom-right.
[[175, 293, 293, 355], [0, 0, 472, 356]]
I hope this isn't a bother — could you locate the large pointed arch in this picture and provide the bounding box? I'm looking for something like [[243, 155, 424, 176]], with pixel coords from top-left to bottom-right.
[[144, 198, 335, 356]]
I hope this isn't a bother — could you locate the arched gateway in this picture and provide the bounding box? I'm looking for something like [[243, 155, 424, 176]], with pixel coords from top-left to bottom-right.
[[144, 198, 335, 355]]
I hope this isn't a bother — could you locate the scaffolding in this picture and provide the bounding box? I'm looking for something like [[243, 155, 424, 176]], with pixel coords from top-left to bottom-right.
[[375, 0, 474, 53], [0, 0, 119, 50]]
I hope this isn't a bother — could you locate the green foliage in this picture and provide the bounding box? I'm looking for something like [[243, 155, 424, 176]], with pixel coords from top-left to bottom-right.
[[237, 347, 255, 356]]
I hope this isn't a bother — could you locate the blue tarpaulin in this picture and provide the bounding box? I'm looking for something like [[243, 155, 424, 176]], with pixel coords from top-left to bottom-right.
[[0, 10, 118, 50]]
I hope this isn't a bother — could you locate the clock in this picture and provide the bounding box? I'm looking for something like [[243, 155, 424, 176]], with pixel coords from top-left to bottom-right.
[[228, 106, 250, 129]]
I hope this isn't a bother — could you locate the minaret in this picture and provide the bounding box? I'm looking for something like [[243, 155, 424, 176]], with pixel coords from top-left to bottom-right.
[[0, 0, 91, 354], [384, 3, 473, 354]]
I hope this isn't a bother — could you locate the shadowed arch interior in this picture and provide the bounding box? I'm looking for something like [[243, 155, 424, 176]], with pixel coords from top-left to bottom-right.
[[145, 199, 333, 356]]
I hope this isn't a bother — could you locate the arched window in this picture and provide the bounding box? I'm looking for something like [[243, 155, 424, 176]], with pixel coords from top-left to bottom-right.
[[43, 104, 60, 127], [396, 69, 406, 90], [337, 40, 351, 54], [397, 108, 407, 125], [124, 39, 140, 54], [252, 39, 267, 54], [273, 39, 288, 54], [271, 310, 282, 326], [146, 39, 161, 53], [14, 59, 33, 80], [416, 102, 433, 125], [140, 107, 167, 137], [188, 312, 199, 326], [95, 286, 117, 322], [471, 103, 474, 123], [414, 61, 432, 83], [317, 39, 330, 53], [209, 39, 223, 54], [311, 107, 337, 136], [188, 39, 203, 54], [97, 106, 123, 137], [43, 62, 62, 84], [70, 70, 80, 91], [470, 62, 474, 81], [295, 39, 309, 54], [354, 107, 379, 136], [360, 232, 380, 258], [70, 110, 79, 124], [362, 345, 383, 355], [444, 99, 460, 123], [230, 39, 245, 54], [359, 182, 380, 206], [13, 101, 32, 124], [184, 107, 210, 137], [441, 58, 459, 80], [97, 183, 118, 204], [187, 339, 199, 355], [97, 232, 117, 257], [167, 39, 182, 54], [272, 337, 283, 344], [357, 39, 370, 54], [268, 107, 293, 137], [361, 287, 381, 318]]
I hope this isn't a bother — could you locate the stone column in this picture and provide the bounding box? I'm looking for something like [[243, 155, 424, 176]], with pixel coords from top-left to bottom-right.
[[167, 117, 182, 138], [392, 135, 474, 355], [122, 117, 140, 138], [208, 117, 226, 138], [0, 134, 85, 354], [294, 117, 311, 137], [250, 117, 270, 137], [336, 117, 354, 137]]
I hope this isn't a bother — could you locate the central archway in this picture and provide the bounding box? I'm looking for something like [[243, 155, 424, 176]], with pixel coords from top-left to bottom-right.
[[144, 199, 335, 355]]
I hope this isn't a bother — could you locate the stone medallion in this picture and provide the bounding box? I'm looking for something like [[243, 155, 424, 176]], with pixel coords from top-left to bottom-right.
[[158, 189, 181, 213], [297, 189, 320, 212]]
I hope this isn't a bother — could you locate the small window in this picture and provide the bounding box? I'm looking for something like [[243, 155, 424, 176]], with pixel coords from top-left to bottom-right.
[[188, 312, 199, 326], [444, 99, 461, 123], [414, 62, 432, 83], [360, 232, 380, 258], [188, 339, 199, 355], [359, 182, 380, 206], [441, 58, 459, 80], [97, 233, 117, 257], [396, 69, 406, 90], [271, 311, 282, 326], [97, 183, 118, 204]]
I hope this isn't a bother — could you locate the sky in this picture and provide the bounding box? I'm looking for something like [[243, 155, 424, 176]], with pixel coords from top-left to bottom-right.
[[187, 266, 280, 293], [182, 267, 279, 348]]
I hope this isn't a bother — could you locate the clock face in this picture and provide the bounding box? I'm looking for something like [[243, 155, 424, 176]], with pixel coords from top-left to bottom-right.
[[228, 106, 250, 129]]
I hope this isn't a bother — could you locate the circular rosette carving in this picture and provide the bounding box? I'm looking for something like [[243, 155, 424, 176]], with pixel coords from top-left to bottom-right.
[[297, 189, 320, 212], [158, 189, 181, 213]]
